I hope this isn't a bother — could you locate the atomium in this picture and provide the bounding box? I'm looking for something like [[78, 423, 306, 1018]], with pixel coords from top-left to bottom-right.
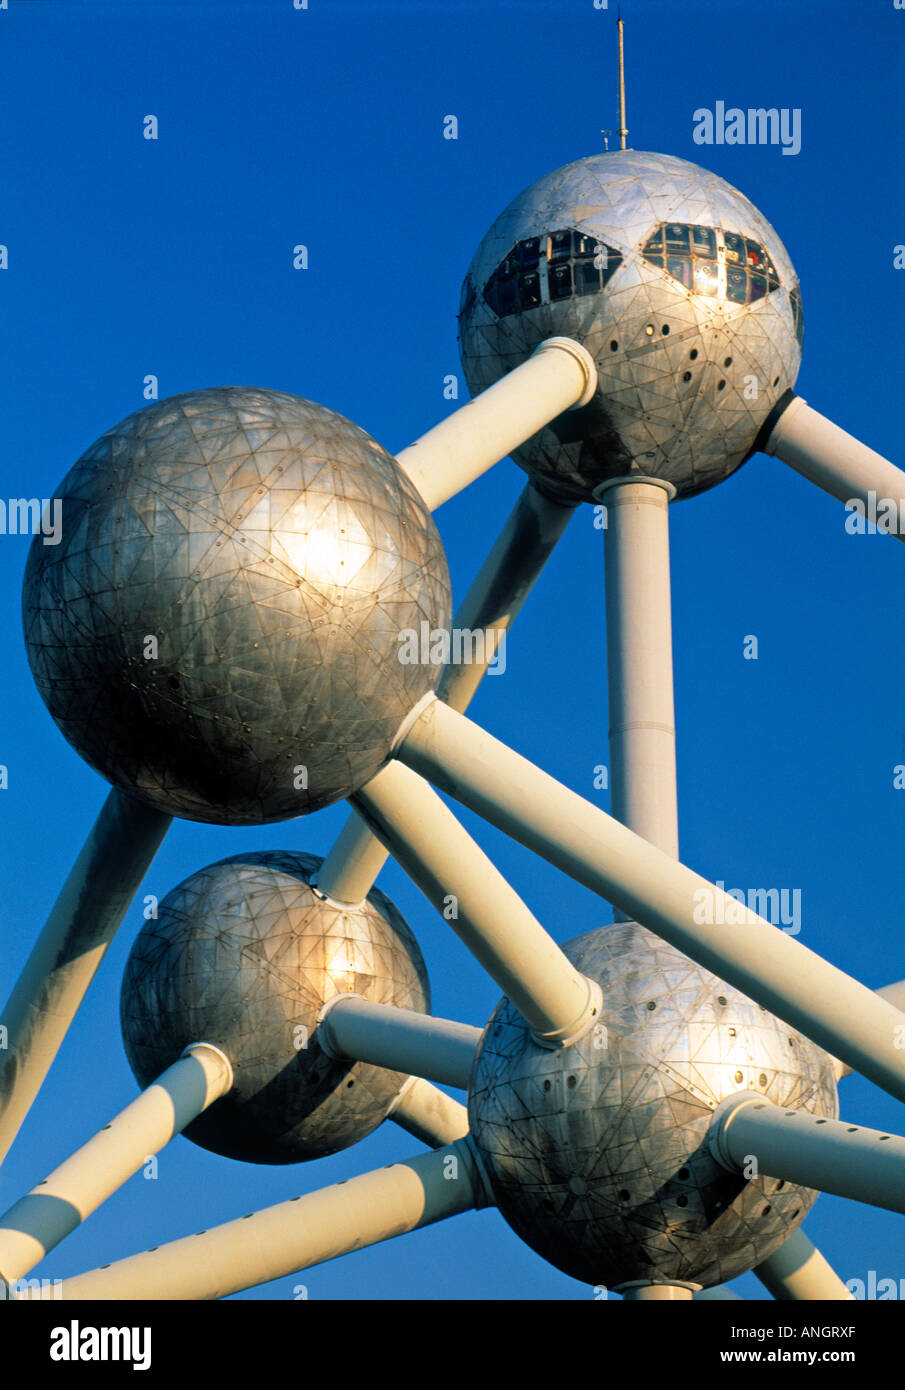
[[468, 922, 838, 1290], [121, 850, 430, 1163], [22, 387, 451, 825], [2, 95, 902, 1307], [458, 150, 802, 502]]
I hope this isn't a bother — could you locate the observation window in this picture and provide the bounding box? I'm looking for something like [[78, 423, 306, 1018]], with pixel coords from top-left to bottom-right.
[[483, 229, 623, 318], [665, 224, 691, 253], [641, 221, 785, 307]]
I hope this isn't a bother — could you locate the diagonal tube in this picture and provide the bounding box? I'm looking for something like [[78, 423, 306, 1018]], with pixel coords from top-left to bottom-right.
[[434, 481, 577, 714], [317, 996, 480, 1089], [351, 760, 602, 1046], [0, 790, 172, 1166], [317, 481, 576, 905], [15, 1139, 486, 1300], [3, 348, 589, 1170], [0, 1043, 231, 1283], [395, 337, 596, 511], [388, 1077, 471, 1148], [711, 1092, 905, 1216], [762, 393, 905, 540], [832, 979, 905, 1081], [396, 697, 905, 1103], [754, 1229, 854, 1301]]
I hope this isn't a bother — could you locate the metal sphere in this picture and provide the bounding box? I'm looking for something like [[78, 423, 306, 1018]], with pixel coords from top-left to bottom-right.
[[23, 387, 451, 824], [458, 150, 802, 502], [468, 922, 837, 1289], [120, 850, 430, 1164]]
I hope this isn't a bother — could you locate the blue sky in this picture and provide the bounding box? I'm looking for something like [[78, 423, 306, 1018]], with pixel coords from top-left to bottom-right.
[[0, 0, 903, 1301]]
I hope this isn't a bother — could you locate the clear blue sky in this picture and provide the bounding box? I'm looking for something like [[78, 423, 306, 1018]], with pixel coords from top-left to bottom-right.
[[0, 0, 903, 1301]]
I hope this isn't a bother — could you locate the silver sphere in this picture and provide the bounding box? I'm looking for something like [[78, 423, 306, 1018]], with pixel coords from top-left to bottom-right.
[[458, 151, 802, 502], [121, 850, 430, 1164], [23, 387, 451, 824], [468, 922, 837, 1289]]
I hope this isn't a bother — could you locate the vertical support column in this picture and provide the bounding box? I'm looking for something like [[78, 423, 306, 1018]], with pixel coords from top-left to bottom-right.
[[602, 474, 682, 1297], [618, 1281, 698, 1300], [599, 477, 678, 859]]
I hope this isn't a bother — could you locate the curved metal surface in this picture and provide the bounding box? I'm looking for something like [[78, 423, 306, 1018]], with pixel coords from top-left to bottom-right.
[[459, 150, 801, 502], [23, 387, 451, 824], [469, 921, 837, 1289], [121, 850, 430, 1164]]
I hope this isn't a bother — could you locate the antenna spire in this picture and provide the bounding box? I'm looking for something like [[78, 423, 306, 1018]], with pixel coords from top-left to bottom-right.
[[617, 8, 628, 151]]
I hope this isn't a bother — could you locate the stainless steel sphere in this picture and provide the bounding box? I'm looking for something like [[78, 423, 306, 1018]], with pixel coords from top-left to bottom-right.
[[468, 922, 837, 1289], [458, 150, 802, 502], [23, 387, 451, 824], [120, 850, 430, 1164]]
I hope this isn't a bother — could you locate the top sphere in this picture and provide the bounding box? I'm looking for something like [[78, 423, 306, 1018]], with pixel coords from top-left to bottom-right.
[[458, 150, 802, 502], [23, 387, 451, 824]]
